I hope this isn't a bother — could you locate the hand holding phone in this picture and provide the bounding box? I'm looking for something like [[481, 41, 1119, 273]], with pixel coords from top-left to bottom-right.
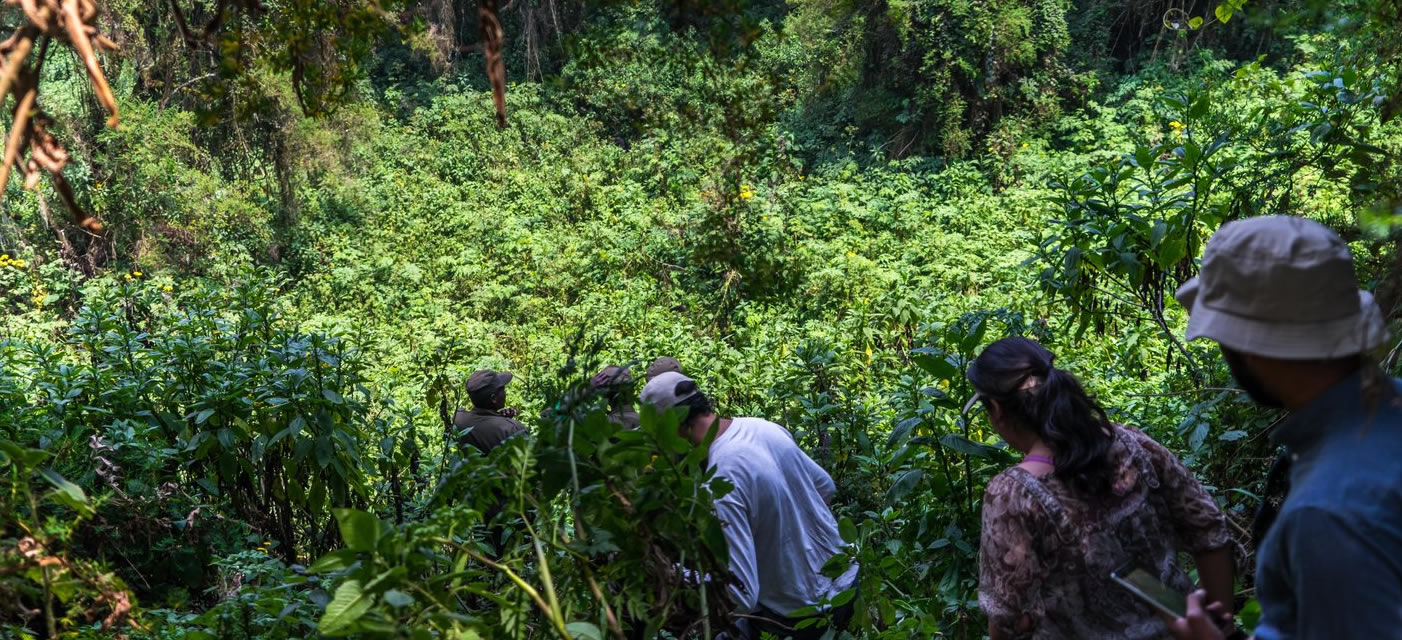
[[1110, 564, 1244, 640], [1169, 590, 1244, 640]]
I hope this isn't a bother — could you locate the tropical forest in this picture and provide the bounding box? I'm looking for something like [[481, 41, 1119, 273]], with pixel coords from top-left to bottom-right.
[[1, 0, 1400, 638]]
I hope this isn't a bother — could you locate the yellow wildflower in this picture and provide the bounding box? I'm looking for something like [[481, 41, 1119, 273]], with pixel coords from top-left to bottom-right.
[[739, 184, 756, 201], [134, 271, 143, 277]]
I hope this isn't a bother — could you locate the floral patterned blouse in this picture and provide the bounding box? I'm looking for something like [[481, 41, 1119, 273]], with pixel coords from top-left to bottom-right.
[[978, 425, 1233, 639]]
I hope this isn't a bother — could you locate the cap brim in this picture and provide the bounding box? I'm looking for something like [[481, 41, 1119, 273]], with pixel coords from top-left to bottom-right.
[[497, 372, 514, 388], [1184, 290, 1390, 359], [961, 393, 983, 418]]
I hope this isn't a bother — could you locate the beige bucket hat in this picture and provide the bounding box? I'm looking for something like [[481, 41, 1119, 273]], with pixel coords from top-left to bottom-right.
[[1175, 215, 1388, 360]]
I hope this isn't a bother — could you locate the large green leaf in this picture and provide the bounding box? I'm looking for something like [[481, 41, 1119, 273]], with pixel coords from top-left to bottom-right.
[[838, 517, 857, 544], [885, 469, 923, 504], [364, 566, 408, 594], [40, 468, 94, 516], [0, 440, 51, 468], [319, 579, 374, 635], [566, 621, 603, 640], [886, 416, 921, 448], [910, 347, 958, 381], [938, 433, 1002, 460], [382, 589, 414, 608], [309, 548, 360, 574], [334, 508, 381, 552]]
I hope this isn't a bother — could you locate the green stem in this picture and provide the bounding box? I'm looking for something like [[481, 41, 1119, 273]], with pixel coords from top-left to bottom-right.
[[701, 575, 711, 640], [533, 536, 570, 637], [431, 537, 571, 638], [566, 414, 587, 542]]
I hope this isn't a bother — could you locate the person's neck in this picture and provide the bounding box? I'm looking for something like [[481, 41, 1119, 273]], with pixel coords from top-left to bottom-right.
[[1016, 438, 1056, 475], [1276, 364, 1359, 411], [698, 413, 732, 446], [1024, 441, 1055, 458]]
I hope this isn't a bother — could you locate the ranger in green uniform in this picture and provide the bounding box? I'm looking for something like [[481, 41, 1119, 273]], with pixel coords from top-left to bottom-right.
[[645, 356, 682, 382], [454, 369, 527, 455]]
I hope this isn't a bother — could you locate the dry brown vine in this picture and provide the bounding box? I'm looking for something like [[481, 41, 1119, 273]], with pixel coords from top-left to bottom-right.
[[479, 0, 508, 128], [0, 0, 120, 235]]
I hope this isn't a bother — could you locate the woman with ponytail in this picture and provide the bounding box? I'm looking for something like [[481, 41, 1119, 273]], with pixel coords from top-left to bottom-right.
[[968, 338, 1235, 639]]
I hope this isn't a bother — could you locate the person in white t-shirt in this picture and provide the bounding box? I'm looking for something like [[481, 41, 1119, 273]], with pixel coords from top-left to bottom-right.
[[640, 371, 860, 639]]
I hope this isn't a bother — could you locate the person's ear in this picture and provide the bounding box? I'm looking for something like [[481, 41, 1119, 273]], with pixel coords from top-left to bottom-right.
[[987, 398, 1004, 422]]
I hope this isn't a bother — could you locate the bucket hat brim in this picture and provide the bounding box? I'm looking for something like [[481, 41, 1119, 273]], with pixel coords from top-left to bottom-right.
[[1177, 276, 1389, 360]]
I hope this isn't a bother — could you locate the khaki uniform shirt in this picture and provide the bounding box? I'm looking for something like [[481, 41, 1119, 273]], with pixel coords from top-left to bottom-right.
[[454, 408, 527, 455], [608, 406, 640, 430]]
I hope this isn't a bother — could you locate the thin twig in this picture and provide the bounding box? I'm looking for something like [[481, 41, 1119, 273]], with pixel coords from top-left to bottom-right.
[[1248, 413, 1289, 443], [431, 537, 572, 638], [159, 72, 214, 110], [1382, 336, 1402, 372], [730, 612, 796, 631], [1124, 387, 1243, 398], [584, 573, 626, 640]]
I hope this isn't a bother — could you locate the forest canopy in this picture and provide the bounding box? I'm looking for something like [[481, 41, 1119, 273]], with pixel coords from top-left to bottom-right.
[[1, 0, 1400, 638]]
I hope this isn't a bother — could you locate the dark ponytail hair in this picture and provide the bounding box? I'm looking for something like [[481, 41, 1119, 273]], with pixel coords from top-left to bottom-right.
[[967, 337, 1116, 496]]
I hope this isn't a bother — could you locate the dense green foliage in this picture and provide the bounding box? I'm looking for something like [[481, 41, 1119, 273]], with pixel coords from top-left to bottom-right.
[[2, 0, 1401, 638]]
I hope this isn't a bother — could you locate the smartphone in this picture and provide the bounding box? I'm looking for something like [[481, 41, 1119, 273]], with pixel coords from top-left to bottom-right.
[[1110, 563, 1188, 618], [1110, 564, 1248, 640]]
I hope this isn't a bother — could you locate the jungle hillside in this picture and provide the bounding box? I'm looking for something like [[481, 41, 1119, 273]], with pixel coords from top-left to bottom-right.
[[2, 0, 1401, 638]]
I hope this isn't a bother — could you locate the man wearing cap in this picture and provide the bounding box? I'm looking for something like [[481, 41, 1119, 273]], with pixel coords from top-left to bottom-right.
[[645, 356, 682, 382], [640, 371, 858, 639], [592, 366, 640, 430], [1168, 216, 1402, 640], [455, 369, 528, 456]]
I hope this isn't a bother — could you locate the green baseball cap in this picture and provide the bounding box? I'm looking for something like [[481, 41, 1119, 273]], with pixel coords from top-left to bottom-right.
[[466, 369, 514, 395]]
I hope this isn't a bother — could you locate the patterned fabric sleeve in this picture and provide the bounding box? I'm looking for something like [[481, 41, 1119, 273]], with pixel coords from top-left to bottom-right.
[[1124, 426, 1232, 553], [978, 472, 1048, 639]]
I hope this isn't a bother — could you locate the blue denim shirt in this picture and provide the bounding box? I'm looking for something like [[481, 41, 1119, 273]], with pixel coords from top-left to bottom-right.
[[1254, 374, 1402, 640]]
